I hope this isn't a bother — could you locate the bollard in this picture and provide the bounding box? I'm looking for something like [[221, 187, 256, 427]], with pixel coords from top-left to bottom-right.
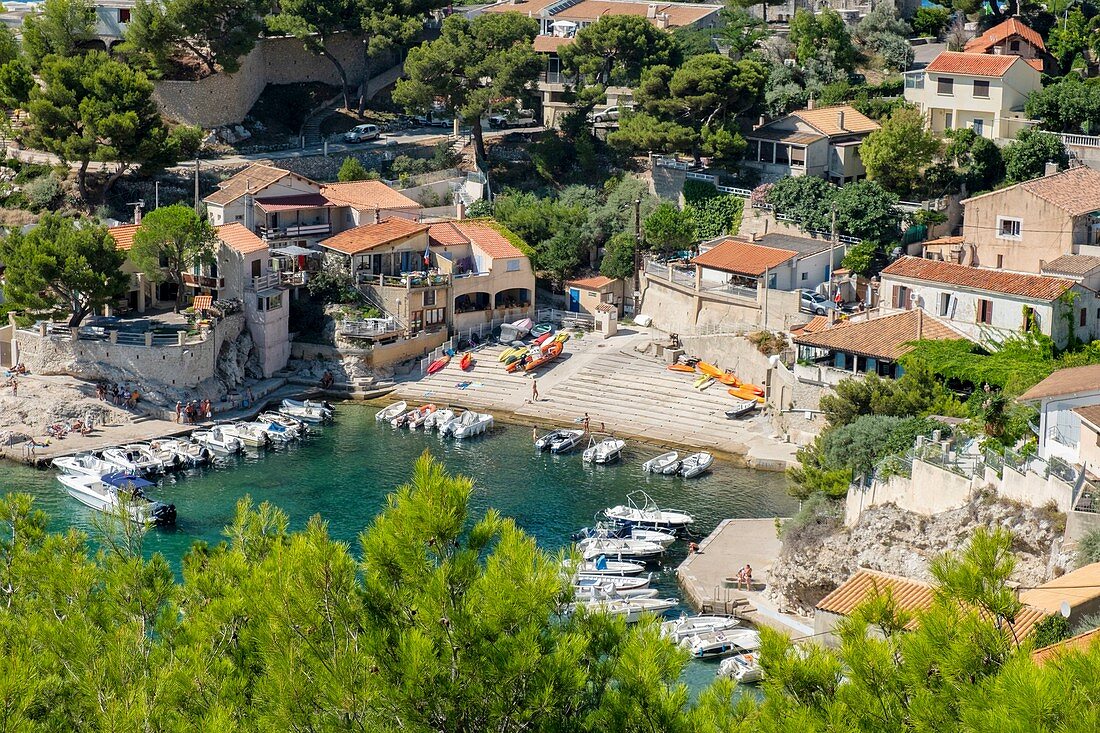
[[177, 331, 186, 346], [145, 331, 153, 347], [109, 330, 118, 344]]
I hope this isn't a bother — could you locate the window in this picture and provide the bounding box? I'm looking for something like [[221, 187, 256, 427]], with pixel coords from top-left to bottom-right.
[[973, 80, 989, 98], [937, 77, 954, 95], [425, 308, 445, 325], [506, 259, 520, 272], [997, 254, 1004, 269], [978, 298, 994, 325], [1010, 40, 1020, 52], [997, 217, 1022, 239], [251, 259, 262, 277], [790, 146, 805, 168], [1023, 306, 1036, 330], [945, 112, 953, 130], [775, 144, 789, 165], [939, 292, 954, 316], [235, 214, 243, 221], [265, 294, 283, 311], [758, 141, 774, 163], [423, 289, 436, 307], [892, 285, 911, 309], [1082, 309, 1088, 327], [746, 139, 758, 161], [118, 8, 131, 22], [801, 272, 808, 281], [972, 119, 984, 137]]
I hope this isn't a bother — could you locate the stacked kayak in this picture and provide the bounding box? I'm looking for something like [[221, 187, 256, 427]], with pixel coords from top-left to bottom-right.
[[525, 341, 563, 371]]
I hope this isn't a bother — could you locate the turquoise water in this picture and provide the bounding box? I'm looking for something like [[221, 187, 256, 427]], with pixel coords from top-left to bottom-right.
[[0, 404, 797, 691]]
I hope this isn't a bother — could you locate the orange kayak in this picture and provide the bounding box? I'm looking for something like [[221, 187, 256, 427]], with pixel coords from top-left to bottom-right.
[[698, 362, 724, 379], [717, 373, 740, 386], [728, 385, 764, 402], [668, 364, 696, 373], [526, 341, 563, 371], [460, 353, 473, 371], [427, 356, 450, 374]]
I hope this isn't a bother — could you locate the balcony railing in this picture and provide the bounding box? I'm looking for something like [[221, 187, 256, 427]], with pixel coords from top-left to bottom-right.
[[362, 272, 451, 289], [182, 273, 223, 289], [258, 223, 331, 239], [249, 272, 283, 291]]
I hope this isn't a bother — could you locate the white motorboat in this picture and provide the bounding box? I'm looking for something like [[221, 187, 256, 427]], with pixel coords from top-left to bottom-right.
[[576, 536, 665, 562], [406, 404, 436, 430], [101, 446, 162, 476], [535, 429, 568, 451], [218, 421, 269, 447], [573, 574, 651, 593], [683, 628, 762, 659], [605, 491, 694, 531], [439, 410, 475, 437], [572, 523, 677, 549], [249, 419, 298, 443], [679, 452, 714, 479], [568, 557, 646, 576], [550, 429, 585, 453], [660, 614, 740, 643], [425, 408, 454, 431], [724, 400, 757, 420], [135, 442, 183, 472], [642, 451, 680, 474], [717, 653, 763, 683], [58, 472, 176, 525], [573, 596, 678, 623], [191, 427, 242, 454], [281, 398, 333, 423], [155, 439, 212, 467], [376, 400, 407, 423], [583, 438, 625, 464], [453, 413, 493, 439], [573, 586, 659, 600], [52, 453, 115, 478]]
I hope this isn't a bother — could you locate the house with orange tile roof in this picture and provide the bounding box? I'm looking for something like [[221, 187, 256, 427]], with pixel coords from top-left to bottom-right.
[[964, 17, 1047, 73], [878, 255, 1097, 348], [563, 275, 627, 317], [924, 167, 1100, 277], [694, 232, 847, 293], [744, 104, 880, 184], [1017, 364, 1100, 473], [902, 51, 1040, 140]]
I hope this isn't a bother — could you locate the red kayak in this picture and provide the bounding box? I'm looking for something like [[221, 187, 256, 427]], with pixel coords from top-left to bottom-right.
[[533, 332, 554, 346], [460, 353, 473, 371], [427, 355, 450, 374]]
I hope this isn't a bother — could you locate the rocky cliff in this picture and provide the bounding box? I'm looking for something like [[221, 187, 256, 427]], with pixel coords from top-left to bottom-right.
[[766, 489, 1074, 615]]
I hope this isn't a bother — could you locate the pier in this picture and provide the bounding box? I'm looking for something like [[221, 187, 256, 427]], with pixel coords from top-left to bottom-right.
[[677, 518, 812, 638]]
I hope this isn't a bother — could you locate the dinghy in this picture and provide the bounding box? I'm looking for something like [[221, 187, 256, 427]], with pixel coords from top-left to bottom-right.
[[718, 653, 763, 683], [440, 410, 476, 437], [526, 340, 563, 371], [642, 451, 679, 474], [573, 586, 659, 600], [572, 523, 677, 548], [679, 452, 714, 479], [53, 453, 115, 478], [724, 400, 757, 419], [660, 614, 740, 643], [583, 438, 625, 464], [531, 322, 553, 337], [424, 408, 454, 431], [58, 472, 176, 526], [460, 353, 473, 370], [550, 429, 586, 453], [139, 442, 183, 472], [499, 317, 534, 342], [604, 491, 694, 530], [406, 404, 436, 430], [260, 412, 307, 432], [667, 363, 696, 373], [376, 401, 407, 423]]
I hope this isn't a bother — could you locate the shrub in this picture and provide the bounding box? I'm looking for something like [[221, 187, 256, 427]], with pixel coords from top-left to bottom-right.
[[1078, 528, 1100, 567], [466, 199, 493, 218], [23, 173, 62, 210], [337, 157, 372, 182], [306, 270, 358, 304], [169, 125, 204, 159], [1031, 615, 1072, 649]]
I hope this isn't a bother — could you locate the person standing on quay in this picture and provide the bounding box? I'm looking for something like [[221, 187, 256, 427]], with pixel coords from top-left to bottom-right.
[[175, 401, 183, 423], [531, 378, 539, 402]]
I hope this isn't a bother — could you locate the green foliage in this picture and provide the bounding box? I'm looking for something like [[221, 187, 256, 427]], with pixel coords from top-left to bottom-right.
[[0, 24, 18, 68], [841, 239, 887, 278], [853, 1, 913, 71], [860, 106, 942, 196], [0, 213, 130, 326], [944, 127, 1006, 193], [22, 172, 62, 211], [559, 14, 675, 90], [0, 57, 34, 107], [819, 360, 965, 428], [599, 231, 635, 280], [125, 0, 268, 76], [1026, 75, 1100, 135], [306, 269, 359, 304], [682, 178, 719, 203], [912, 6, 951, 37], [768, 176, 901, 243], [1048, 7, 1090, 72], [337, 156, 371, 182], [265, 0, 361, 107], [685, 194, 743, 240], [129, 203, 216, 311], [789, 8, 857, 70], [1078, 528, 1100, 567], [1003, 128, 1069, 184], [21, 0, 95, 69], [713, 7, 769, 59], [903, 334, 1065, 396], [766, 175, 835, 232], [607, 111, 697, 155], [1031, 614, 1073, 649], [466, 198, 492, 217], [168, 124, 204, 159], [643, 201, 696, 253]]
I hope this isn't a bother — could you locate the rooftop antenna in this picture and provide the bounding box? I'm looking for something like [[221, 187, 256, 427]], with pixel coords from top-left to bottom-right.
[[126, 200, 145, 225]]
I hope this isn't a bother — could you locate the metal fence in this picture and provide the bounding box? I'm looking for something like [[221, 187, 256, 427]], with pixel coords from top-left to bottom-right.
[[535, 308, 595, 331]]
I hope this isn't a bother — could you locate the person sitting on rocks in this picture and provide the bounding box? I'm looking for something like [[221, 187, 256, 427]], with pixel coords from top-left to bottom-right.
[[320, 371, 334, 389]]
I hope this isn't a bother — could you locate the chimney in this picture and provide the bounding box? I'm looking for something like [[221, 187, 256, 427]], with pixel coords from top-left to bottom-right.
[[916, 306, 923, 337], [374, 206, 381, 224], [647, 3, 657, 18], [133, 202, 143, 225], [750, 230, 758, 242], [457, 200, 466, 220], [656, 13, 669, 29], [806, 95, 814, 110], [1044, 162, 1060, 176], [837, 109, 845, 131]]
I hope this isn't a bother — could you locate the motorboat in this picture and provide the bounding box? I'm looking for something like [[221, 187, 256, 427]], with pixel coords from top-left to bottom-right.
[[440, 410, 475, 437], [155, 439, 212, 468], [682, 628, 762, 659], [717, 653, 763, 684], [249, 420, 298, 443], [573, 574, 651, 593], [391, 407, 420, 429], [535, 429, 568, 451], [218, 421, 269, 448], [281, 398, 333, 423], [376, 401, 407, 423], [679, 452, 714, 479], [725, 400, 757, 420], [604, 491, 694, 531], [101, 446, 162, 476], [576, 536, 665, 562], [406, 404, 436, 430], [583, 438, 625, 464], [573, 586, 659, 601], [424, 408, 454, 431], [660, 614, 740, 644], [568, 557, 646, 576], [572, 523, 677, 548], [572, 596, 678, 623], [53, 453, 115, 478], [453, 413, 493, 439], [642, 451, 680, 474], [57, 472, 176, 525], [550, 429, 585, 454], [191, 427, 243, 454], [260, 411, 307, 432], [136, 442, 183, 472]]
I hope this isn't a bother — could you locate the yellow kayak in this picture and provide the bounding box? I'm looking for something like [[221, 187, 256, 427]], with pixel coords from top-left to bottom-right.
[[698, 361, 724, 379], [553, 332, 571, 344]]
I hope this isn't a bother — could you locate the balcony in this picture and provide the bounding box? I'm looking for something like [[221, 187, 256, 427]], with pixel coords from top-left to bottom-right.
[[360, 272, 451, 289], [182, 273, 223, 289], [258, 222, 331, 239], [249, 272, 283, 291]]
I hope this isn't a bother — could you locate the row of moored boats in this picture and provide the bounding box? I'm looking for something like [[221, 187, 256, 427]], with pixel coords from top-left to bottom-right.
[[375, 400, 494, 439], [534, 427, 713, 476], [51, 399, 335, 526]]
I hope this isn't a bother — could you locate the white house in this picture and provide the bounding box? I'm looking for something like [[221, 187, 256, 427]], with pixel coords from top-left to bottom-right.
[[1018, 364, 1100, 473], [878, 256, 1097, 349], [902, 51, 1040, 140], [743, 104, 880, 185]]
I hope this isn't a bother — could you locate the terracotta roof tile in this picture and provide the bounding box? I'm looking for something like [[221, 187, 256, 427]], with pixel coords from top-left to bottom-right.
[[1073, 405, 1100, 430], [1025, 58, 1044, 72], [1020, 563, 1100, 613], [881, 257, 1076, 300], [217, 222, 267, 255], [320, 181, 421, 211], [204, 164, 294, 206], [793, 309, 966, 361], [1033, 628, 1100, 666], [594, 302, 618, 313], [1018, 166, 1100, 216], [790, 315, 828, 336], [1043, 254, 1100, 277], [427, 221, 470, 246], [1018, 364, 1100, 401], [964, 17, 1045, 53], [544, 0, 721, 27], [254, 193, 333, 212], [923, 235, 964, 247], [319, 217, 429, 256], [791, 105, 879, 136], [108, 223, 140, 251], [534, 35, 573, 53], [692, 240, 796, 276], [924, 51, 1022, 77], [566, 275, 617, 289], [428, 220, 525, 259]]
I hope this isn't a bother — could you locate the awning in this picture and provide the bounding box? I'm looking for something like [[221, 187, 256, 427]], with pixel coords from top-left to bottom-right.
[[271, 245, 316, 256], [256, 288, 284, 298]]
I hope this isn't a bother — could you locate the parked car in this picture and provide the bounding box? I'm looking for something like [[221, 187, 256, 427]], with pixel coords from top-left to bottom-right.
[[413, 110, 452, 128], [799, 289, 839, 315], [588, 105, 632, 123], [488, 109, 537, 129], [344, 124, 380, 143]]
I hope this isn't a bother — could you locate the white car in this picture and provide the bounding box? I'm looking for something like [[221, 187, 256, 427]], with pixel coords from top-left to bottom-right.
[[413, 110, 452, 128], [799, 289, 839, 315], [589, 105, 632, 123], [344, 124, 380, 143], [488, 109, 537, 129]]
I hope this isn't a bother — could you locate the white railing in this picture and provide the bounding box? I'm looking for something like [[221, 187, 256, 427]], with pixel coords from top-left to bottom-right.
[[1059, 133, 1100, 148], [250, 272, 282, 291], [339, 318, 400, 338], [535, 307, 595, 330]]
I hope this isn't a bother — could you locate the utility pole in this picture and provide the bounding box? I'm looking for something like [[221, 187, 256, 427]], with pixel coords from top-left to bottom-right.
[[193, 158, 200, 214], [632, 198, 642, 316], [828, 203, 837, 302]]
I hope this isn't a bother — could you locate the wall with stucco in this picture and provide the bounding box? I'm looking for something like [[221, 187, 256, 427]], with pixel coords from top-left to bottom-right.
[[995, 465, 1074, 513], [845, 459, 976, 527], [640, 271, 802, 333]]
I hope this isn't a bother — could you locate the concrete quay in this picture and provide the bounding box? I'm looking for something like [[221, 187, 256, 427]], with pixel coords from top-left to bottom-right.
[[676, 518, 812, 638], [391, 330, 799, 470]]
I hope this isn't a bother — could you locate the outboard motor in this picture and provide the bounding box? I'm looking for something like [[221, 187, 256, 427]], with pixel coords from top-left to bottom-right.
[[151, 502, 177, 526]]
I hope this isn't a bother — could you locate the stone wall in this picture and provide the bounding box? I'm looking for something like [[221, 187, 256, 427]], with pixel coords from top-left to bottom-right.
[[153, 33, 369, 128]]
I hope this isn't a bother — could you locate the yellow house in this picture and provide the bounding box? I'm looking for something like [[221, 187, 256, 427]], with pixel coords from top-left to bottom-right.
[[564, 275, 627, 317]]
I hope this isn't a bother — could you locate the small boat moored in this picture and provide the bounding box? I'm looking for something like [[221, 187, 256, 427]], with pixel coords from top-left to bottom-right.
[[550, 429, 585, 454], [682, 628, 762, 659], [642, 451, 680, 475], [660, 614, 740, 643], [53, 453, 115, 478], [679, 452, 714, 479], [604, 491, 694, 531], [191, 427, 243, 454], [583, 438, 625, 464], [452, 413, 493, 439], [58, 472, 176, 525], [725, 400, 757, 419], [376, 401, 407, 423], [717, 653, 764, 684]]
